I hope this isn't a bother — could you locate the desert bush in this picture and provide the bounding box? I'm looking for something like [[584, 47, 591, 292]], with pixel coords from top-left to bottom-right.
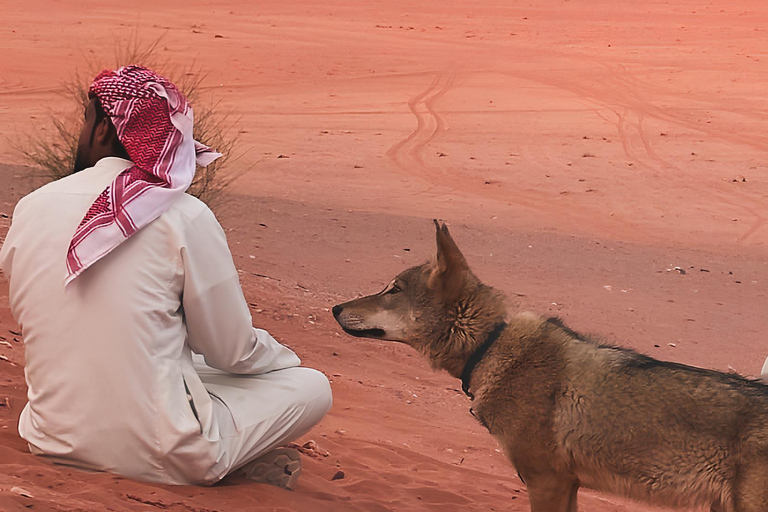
[[16, 35, 242, 208]]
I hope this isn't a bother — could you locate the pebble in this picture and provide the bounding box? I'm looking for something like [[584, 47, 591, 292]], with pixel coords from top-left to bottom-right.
[[11, 486, 33, 498]]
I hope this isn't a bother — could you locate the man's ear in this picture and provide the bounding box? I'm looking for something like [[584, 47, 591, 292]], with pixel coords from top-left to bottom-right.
[[93, 116, 115, 147], [431, 220, 469, 298]]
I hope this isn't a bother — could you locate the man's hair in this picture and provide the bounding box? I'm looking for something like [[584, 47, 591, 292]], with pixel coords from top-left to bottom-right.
[[87, 91, 131, 160]]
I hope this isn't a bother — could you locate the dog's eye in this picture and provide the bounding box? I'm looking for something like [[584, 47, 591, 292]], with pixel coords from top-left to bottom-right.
[[385, 284, 402, 294]]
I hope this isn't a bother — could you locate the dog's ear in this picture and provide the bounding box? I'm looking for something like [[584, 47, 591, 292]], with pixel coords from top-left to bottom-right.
[[434, 220, 468, 273], [431, 220, 469, 298]]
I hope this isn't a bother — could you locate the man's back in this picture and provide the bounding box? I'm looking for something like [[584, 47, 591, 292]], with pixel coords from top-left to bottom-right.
[[2, 65, 331, 487], [1, 157, 220, 483]]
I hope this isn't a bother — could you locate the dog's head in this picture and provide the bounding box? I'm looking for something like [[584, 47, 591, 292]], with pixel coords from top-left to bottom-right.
[[333, 220, 506, 374]]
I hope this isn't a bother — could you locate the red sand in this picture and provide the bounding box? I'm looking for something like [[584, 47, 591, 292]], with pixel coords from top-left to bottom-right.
[[2, 1, 768, 510]]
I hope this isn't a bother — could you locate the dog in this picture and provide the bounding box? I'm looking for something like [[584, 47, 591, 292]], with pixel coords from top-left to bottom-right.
[[333, 220, 768, 512]]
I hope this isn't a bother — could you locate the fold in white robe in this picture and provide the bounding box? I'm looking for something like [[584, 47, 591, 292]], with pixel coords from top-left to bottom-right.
[[0, 157, 331, 484]]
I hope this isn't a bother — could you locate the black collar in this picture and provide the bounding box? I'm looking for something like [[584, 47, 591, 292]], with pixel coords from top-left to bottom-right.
[[460, 321, 507, 400]]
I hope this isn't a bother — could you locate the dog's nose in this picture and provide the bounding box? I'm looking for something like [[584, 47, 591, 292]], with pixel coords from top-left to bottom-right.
[[332, 305, 343, 318]]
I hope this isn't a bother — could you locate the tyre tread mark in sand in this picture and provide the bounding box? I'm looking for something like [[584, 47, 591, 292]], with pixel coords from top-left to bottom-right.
[[386, 74, 441, 171], [387, 74, 454, 176]]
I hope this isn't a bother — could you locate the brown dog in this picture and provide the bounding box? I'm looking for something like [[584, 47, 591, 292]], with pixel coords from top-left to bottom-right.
[[333, 220, 768, 512]]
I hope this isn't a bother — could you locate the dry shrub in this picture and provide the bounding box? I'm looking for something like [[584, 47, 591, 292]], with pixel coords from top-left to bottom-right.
[[16, 35, 243, 209]]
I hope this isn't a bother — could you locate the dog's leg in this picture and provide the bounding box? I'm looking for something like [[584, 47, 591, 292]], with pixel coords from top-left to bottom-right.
[[566, 481, 579, 512], [733, 459, 768, 512], [525, 474, 578, 512]]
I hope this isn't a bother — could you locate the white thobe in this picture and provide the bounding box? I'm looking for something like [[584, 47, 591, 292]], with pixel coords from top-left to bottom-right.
[[0, 157, 332, 484]]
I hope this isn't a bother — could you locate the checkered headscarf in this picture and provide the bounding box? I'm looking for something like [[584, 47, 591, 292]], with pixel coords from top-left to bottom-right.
[[65, 66, 221, 285]]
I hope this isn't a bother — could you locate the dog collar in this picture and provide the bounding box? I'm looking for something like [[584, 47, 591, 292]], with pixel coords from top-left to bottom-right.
[[460, 321, 507, 400]]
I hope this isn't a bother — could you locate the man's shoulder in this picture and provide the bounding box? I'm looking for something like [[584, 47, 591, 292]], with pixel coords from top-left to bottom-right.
[[165, 193, 217, 226], [168, 192, 207, 215], [11, 178, 66, 219], [14, 158, 132, 213], [161, 194, 226, 247], [18, 173, 74, 203]]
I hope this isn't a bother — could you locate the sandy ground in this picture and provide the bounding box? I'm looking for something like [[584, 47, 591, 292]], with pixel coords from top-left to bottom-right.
[[2, 0, 768, 510]]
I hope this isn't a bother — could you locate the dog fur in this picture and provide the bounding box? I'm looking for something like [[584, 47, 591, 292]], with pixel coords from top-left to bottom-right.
[[333, 221, 768, 512]]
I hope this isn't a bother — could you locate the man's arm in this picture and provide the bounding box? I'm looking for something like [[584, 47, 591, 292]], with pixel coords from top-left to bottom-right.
[[0, 197, 29, 281], [181, 206, 300, 374]]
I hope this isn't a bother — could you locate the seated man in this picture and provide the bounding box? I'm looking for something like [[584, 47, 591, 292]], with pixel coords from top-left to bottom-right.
[[0, 66, 331, 487]]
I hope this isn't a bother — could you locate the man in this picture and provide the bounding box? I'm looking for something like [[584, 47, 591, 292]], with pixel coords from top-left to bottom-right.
[[0, 66, 332, 487]]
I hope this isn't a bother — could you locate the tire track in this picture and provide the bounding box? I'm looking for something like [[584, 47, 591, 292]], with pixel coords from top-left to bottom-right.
[[416, 74, 454, 168], [387, 73, 455, 177], [543, 62, 768, 245]]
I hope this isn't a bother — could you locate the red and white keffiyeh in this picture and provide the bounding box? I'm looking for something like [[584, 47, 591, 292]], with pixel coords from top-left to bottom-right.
[[65, 66, 221, 285]]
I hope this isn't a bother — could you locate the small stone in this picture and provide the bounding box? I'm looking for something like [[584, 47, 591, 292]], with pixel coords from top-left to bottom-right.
[[332, 470, 345, 481], [11, 486, 33, 498], [294, 439, 330, 457]]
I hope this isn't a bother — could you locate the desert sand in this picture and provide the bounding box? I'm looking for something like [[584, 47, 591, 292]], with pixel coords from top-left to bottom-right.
[[2, 0, 768, 510]]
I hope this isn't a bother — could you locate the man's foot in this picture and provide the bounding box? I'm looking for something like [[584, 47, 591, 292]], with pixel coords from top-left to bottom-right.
[[239, 448, 302, 490]]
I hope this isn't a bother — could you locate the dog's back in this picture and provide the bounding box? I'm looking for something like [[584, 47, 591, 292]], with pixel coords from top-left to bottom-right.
[[472, 314, 768, 511]]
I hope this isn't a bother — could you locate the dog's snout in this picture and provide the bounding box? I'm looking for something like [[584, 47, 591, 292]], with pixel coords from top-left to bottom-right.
[[332, 304, 343, 318]]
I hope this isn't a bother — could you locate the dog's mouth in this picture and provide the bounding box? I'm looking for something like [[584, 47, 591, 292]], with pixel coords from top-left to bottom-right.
[[341, 327, 386, 339]]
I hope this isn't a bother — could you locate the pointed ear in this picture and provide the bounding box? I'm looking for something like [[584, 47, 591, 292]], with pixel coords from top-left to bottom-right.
[[434, 219, 469, 274], [431, 220, 470, 299]]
